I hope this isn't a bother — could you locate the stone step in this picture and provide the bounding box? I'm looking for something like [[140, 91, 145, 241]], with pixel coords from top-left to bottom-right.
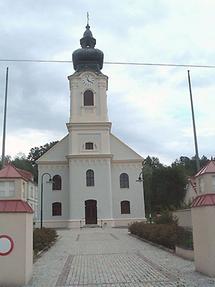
[[82, 224, 101, 228]]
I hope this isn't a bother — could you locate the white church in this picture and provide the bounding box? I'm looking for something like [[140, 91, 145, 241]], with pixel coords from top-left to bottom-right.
[[37, 24, 145, 228]]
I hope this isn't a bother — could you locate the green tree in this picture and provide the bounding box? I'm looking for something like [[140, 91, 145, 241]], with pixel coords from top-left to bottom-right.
[[143, 156, 163, 217], [0, 155, 12, 169], [27, 141, 58, 164], [27, 141, 58, 182], [151, 166, 186, 211], [12, 155, 37, 181], [172, 155, 209, 176]]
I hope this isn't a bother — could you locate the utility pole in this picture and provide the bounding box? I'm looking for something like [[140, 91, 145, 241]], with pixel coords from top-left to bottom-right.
[[1, 67, 9, 168], [187, 70, 200, 172]]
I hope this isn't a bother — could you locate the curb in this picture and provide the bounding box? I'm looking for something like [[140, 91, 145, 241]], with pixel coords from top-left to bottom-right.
[[33, 236, 60, 262], [129, 232, 175, 254]]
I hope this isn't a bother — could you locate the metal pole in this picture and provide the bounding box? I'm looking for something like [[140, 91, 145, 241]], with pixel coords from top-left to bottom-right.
[[137, 162, 148, 223], [1, 67, 9, 168], [187, 70, 200, 172], [40, 179, 43, 229], [40, 173, 52, 229]]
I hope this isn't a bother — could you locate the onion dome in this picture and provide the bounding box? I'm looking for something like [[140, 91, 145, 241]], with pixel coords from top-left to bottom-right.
[[72, 24, 104, 72]]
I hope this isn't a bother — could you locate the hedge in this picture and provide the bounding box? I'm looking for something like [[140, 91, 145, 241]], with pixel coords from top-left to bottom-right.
[[129, 222, 179, 250], [33, 228, 58, 255]]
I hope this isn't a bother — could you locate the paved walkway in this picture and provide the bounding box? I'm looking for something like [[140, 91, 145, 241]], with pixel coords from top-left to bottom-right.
[[27, 228, 215, 287]]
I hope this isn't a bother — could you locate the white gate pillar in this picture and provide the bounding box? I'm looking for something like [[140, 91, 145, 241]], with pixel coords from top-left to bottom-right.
[[191, 193, 215, 277], [0, 200, 33, 286]]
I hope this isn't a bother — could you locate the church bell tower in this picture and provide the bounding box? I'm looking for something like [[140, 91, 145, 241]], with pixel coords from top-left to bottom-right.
[[67, 23, 111, 156]]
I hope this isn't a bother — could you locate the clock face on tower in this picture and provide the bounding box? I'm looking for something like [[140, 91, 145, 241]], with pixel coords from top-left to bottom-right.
[[82, 74, 95, 86]]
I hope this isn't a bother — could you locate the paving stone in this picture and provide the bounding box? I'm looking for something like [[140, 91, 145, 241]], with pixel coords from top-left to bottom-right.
[[26, 228, 215, 287]]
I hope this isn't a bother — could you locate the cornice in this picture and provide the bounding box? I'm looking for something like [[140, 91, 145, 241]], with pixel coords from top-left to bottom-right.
[[68, 71, 108, 81], [112, 159, 143, 164], [66, 154, 113, 159], [67, 122, 112, 130], [37, 161, 68, 165]]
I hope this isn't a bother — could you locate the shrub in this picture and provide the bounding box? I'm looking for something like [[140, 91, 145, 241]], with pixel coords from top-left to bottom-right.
[[176, 227, 193, 250], [33, 228, 58, 255], [153, 209, 178, 225], [129, 222, 179, 249]]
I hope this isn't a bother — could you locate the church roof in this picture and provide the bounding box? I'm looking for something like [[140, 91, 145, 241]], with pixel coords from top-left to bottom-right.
[[0, 164, 33, 182], [195, 160, 215, 177]]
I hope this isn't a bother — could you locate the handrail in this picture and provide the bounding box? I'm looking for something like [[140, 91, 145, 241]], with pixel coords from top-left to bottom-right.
[[80, 218, 104, 228], [80, 218, 85, 229]]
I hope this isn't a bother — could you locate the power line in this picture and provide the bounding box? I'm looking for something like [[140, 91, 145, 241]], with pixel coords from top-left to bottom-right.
[[0, 58, 215, 69]]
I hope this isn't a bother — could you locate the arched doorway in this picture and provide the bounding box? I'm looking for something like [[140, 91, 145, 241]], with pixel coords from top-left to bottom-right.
[[85, 200, 97, 224]]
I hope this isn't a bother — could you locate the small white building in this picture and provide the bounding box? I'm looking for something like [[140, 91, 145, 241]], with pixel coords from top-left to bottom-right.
[[195, 160, 215, 194], [184, 161, 215, 206], [0, 164, 38, 220], [37, 24, 145, 228]]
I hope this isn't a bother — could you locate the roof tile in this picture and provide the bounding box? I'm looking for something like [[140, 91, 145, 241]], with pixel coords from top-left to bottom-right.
[[195, 161, 215, 177], [0, 164, 33, 181], [0, 200, 33, 213], [191, 193, 215, 208]]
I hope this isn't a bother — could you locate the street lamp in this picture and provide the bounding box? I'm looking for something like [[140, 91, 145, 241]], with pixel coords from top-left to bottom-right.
[[136, 161, 152, 224], [40, 173, 52, 229]]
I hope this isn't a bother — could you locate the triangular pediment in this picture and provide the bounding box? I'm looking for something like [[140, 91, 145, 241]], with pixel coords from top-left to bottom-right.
[[110, 134, 143, 161], [36, 135, 69, 163]]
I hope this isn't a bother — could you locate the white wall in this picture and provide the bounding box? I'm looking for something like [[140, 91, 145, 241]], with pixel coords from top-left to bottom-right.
[[192, 205, 215, 276], [173, 209, 192, 228], [69, 158, 112, 220], [68, 72, 108, 123], [111, 162, 145, 220], [38, 164, 69, 225]]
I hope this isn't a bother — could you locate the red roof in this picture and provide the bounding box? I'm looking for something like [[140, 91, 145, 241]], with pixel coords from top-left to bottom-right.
[[0, 200, 33, 213], [0, 164, 33, 181], [191, 193, 215, 208], [195, 161, 215, 177]]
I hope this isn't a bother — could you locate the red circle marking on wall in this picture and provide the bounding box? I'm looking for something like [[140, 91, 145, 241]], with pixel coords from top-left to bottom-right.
[[0, 235, 14, 256]]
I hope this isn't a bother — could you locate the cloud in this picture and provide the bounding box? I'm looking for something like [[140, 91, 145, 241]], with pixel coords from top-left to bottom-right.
[[0, 0, 214, 165]]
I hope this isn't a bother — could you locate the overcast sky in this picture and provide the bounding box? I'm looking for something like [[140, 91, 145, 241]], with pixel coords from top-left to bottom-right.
[[0, 0, 214, 165]]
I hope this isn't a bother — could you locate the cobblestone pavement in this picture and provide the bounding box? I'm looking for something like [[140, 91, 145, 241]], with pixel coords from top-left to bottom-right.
[[26, 228, 215, 287]]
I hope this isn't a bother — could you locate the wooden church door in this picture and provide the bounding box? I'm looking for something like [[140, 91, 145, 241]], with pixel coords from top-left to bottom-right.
[[85, 200, 97, 224]]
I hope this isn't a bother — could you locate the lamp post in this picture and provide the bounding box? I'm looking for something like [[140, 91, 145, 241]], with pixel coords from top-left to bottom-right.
[[40, 173, 52, 229], [136, 161, 152, 223]]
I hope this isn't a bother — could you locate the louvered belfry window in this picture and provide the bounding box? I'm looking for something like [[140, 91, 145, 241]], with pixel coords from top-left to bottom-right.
[[84, 90, 94, 106]]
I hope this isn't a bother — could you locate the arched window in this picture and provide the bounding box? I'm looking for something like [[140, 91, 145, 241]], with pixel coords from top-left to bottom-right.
[[120, 173, 129, 188], [84, 90, 94, 106], [86, 169, 94, 186], [121, 201, 130, 214], [85, 142, 94, 150], [52, 202, 62, 216], [52, 175, 62, 190]]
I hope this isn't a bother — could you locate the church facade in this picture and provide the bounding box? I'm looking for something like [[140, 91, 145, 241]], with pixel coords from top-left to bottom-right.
[[37, 24, 145, 228]]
